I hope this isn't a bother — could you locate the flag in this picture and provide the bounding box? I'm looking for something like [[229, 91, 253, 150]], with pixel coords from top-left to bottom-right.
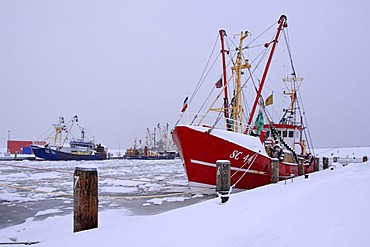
[[265, 93, 273, 106], [254, 111, 264, 135], [181, 96, 188, 112], [215, 78, 222, 88]]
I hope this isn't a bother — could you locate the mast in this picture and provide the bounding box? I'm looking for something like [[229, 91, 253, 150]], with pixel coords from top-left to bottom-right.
[[281, 75, 304, 125], [81, 128, 86, 142], [164, 123, 169, 150], [62, 115, 78, 147], [153, 126, 156, 150], [230, 31, 251, 132], [146, 128, 150, 147], [245, 15, 288, 134], [219, 30, 230, 130], [53, 117, 65, 147]]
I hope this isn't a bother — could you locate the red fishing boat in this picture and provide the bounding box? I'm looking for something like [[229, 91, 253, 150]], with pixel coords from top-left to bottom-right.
[[172, 15, 315, 190]]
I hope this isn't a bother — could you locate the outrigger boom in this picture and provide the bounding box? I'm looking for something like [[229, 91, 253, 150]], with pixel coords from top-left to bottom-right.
[[245, 15, 288, 134]]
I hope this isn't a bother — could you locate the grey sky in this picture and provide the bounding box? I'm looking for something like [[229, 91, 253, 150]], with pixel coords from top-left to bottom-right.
[[1, 0, 369, 149]]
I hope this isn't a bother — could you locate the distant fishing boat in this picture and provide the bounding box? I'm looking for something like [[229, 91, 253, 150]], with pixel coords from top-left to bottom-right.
[[30, 115, 107, 161], [124, 123, 177, 160], [172, 15, 315, 190]]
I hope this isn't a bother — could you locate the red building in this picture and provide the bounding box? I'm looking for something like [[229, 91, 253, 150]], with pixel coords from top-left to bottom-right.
[[7, 140, 46, 154]]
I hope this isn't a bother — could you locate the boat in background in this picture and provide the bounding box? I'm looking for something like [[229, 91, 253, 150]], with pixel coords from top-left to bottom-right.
[[30, 115, 107, 161], [172, 15, 315, 190], [124, 123, 177, 160]]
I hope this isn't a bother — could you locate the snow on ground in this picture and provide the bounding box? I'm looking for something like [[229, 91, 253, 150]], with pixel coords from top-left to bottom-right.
[[315, 146, 370, 159], [34, 209, 63, 217], [0, 159, 370, 246]]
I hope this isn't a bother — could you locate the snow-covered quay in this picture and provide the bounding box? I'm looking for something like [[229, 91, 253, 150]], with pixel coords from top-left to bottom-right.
[[0, 147, 370, 246]]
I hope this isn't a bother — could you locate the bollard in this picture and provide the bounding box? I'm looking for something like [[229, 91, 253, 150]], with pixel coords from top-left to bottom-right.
[[216, 160, 230, 203], [298, 157, 304, 176], [74, 166, 98, 232], [364, 156, 368, 162], [323, 157, 329, 170], [270, 158, 279, 183], [313, 157, 320, 172]]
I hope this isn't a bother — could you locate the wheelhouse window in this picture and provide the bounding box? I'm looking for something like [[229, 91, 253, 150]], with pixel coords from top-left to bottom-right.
[[283, 130, 288, 137], [289, 131, 294, 138]]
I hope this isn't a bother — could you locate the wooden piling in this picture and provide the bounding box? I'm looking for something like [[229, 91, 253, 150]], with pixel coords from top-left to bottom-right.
[[270, 158, 279, 183], [216, 160, 230, 203], [74, 166, 98, 232], [298, 157, 304, 176], [364, 156, 368, 162], [323, 157, 329, 170], [313, 157, 320, 172]]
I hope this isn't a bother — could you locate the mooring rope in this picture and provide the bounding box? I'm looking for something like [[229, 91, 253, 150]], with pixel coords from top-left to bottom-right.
[[230, 152, 259, 190]]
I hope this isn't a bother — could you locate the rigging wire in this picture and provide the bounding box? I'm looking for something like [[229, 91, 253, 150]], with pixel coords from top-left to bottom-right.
[[228, 29, 272, 122], [218, 28, 279, 128], [243, 22, 277, 50], [184, 19, 314, 156], [189, 34, 220, 104], [36, 125, 54, 142], [282, 28, 315, 154], [192, 53, 237, 126], [298, 89, 315, 154], [242, 43, 271, 120], [192, 23, 280, 129], [283, 29, 296, 77], [225, 35, 237, 68]]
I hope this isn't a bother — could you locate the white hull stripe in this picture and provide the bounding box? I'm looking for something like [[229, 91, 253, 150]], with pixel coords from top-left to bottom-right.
[[190, 159, 266, 175]]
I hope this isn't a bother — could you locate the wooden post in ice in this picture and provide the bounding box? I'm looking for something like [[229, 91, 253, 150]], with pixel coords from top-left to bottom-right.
[[74, 166, 98, 233], [313, 157, 320, 172], [216, 160, 230, 203], [270, 158, 279, 183], [323, 157, 329, 170], [298, 157, 304, 176]]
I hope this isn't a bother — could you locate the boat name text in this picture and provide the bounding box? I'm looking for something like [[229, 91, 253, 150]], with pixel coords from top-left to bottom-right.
[[230, 150, 254, 164]]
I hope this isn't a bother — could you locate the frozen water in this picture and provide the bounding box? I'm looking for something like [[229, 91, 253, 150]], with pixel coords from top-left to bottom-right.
[[0, 159, 212, 229]]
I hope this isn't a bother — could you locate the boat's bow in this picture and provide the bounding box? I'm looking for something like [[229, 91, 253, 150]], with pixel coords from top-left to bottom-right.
[[172, 124, 272, 189]]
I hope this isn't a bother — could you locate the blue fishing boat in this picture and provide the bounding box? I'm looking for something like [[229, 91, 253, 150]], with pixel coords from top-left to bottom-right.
[[30, 116, 107, 161]]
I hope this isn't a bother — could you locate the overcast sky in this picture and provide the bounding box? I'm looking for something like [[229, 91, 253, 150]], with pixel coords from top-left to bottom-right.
[[0, 0, 369, 149]]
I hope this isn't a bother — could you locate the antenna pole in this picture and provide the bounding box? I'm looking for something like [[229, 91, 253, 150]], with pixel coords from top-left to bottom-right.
[[219, 30, 230, 129]]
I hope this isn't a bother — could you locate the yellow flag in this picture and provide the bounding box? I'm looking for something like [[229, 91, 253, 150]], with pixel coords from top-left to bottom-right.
[[265, 93, 273, 106]]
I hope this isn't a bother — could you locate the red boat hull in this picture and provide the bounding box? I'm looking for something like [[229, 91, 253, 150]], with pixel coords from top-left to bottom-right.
[[172, 125, 316, 190], [173, 125, 307, 190]]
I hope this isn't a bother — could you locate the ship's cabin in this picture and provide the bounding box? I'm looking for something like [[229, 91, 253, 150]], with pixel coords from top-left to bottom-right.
[[263, 124, 306, 157], [70, 140, 95, 152]]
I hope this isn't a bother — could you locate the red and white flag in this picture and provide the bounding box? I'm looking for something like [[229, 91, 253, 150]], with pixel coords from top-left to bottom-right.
[[181, 96, 188, 112]]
